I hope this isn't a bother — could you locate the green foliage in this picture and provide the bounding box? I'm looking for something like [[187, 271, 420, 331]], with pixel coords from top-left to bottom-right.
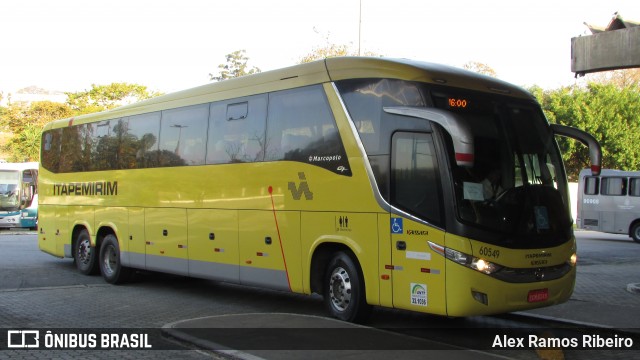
[[462, 61, 497, 77], [0, 82, 161, 162], [66, 82, 162, 113], [0, 101, 73, 162], [298, 43, 380, 64], [532, 83, 640, 180], [210, 50, 261, 82]]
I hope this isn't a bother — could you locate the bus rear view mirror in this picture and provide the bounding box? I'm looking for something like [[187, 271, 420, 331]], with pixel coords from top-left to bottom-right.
[[550, 124, 602, 176], [383, 106, 474, 167]]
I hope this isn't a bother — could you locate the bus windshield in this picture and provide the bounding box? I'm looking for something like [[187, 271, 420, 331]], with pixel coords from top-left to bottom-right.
[[449, 102, 572, 245], [337, 79, 572, 248], [0, 170, 20, 211]]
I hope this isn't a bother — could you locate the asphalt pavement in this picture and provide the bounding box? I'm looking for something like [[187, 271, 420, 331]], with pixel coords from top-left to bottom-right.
[[162, 230, 640, 359]]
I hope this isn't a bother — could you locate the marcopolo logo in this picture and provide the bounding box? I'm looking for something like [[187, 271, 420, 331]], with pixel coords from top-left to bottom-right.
[[288, 172, 313, 200]]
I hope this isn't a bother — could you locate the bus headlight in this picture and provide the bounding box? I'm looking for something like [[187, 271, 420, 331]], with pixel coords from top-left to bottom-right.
[[471, 258, 502, 274], [443, 247, 502, 275], [569, 253, 577, 267]]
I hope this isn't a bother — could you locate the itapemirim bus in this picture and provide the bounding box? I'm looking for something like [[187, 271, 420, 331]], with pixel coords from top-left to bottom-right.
[[0, 162, 38, 230], [38, 57, 601, 322]]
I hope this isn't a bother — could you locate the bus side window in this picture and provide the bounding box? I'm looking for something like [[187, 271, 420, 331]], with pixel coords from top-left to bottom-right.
[[159, 104, 209, 166], [601, 177, 627, 196], [584, 176, 599, 195], [630, 178, 640, 197], [265, 85, 350, 176], [41, 129, 62, 173], [126, 112, 161, 169], [207, 95, 268, 164], [391, 132, 442, 226]]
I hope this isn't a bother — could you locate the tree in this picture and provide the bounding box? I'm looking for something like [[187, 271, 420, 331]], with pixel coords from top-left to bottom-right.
[[585, 68, 640, 88], [0, 101, 73, 162], [462, 61, 497, 77], [66, 82, 162, 114], [298, 43, 381, 64], [210, 50, 261, 82], [532, 83, 640, 180]]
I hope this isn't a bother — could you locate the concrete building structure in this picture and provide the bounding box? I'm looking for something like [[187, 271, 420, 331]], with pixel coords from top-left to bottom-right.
[[572, 12, 640, 76]]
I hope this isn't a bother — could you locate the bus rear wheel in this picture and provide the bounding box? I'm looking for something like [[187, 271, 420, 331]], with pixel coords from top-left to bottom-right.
[[74, 229, 98, 275], [631, 223, 640, 243], [99, 234, 131, 284], [323, 251, 371, 323]]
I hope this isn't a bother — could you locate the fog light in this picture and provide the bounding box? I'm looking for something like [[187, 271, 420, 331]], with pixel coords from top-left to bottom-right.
[[472, 290, 489, 305]]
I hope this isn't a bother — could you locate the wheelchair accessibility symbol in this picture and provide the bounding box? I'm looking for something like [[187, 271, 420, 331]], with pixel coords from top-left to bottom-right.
[[391, 218, 403, 234]]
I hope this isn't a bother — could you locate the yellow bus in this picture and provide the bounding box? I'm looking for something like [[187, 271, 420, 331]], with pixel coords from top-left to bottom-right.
[[38, 57, 601, 322]]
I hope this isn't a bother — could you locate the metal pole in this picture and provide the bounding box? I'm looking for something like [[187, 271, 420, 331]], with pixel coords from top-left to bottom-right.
[[358, 0, 362, 56]]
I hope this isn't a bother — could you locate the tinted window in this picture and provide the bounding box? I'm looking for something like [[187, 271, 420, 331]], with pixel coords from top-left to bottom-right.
[[90, 120, 121, 171], [266, 85, 351, 176], [601, 177, 627, 196], [41, 129, 62, 172], [41, 86, 350, 175], [336, 79, 426, 155], [391, 132, 442, 225], [630, 178, 640, 197], [58, 125, 88, 173], [159, 104, 209, 166], [207, 95, 267, 164], [584, 176, 599, 195], [125, 112, 161, 168]]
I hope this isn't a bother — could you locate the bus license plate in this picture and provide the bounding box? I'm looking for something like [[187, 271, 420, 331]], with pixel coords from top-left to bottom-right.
[[527, 289, 549, 303]]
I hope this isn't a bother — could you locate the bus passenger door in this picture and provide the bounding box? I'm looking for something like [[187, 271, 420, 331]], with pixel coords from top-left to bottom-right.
[[389, 132, 447, 315]]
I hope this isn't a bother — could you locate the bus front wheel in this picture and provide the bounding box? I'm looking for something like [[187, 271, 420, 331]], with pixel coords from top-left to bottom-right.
[[631, 223, 640, 243], [74, 229, 98, 275], [99, 234, 131, 284], [323, 251, 371, 323]]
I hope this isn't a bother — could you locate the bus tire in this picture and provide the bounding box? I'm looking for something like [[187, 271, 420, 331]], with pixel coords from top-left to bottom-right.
[[323, 251, 371, 323], [74, 229, 98, 275], [99, 234, 131, 284], [631, 223, 640, 243]]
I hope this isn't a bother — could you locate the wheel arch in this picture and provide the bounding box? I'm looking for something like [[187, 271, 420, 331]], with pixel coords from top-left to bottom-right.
[[629, 220, 640, 242], [309, 241, 364, 296], [95, 225, 118, 250], [70, 223, 92, 257]]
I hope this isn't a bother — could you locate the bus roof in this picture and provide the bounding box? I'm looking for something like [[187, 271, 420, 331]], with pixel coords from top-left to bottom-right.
[[43, 57, 535, 131], [0, 162, 39, 171], [580, 168, 640, 177]]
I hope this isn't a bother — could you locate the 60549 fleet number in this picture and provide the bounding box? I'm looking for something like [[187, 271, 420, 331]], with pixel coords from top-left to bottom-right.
[[479, 246, 500, 259]]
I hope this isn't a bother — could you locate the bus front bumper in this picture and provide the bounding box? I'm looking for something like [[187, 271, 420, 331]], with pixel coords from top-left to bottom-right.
[[0, 214, 22, 228], [445, 263, 575, 317]]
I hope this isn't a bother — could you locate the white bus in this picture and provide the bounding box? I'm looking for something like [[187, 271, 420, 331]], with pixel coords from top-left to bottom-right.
[[0, 162, 39, 229], [577, 168, 640, 243]]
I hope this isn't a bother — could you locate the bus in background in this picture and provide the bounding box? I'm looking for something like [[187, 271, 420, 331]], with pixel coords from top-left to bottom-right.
[[0, 162, 38, 230], [577, 168, 640, 243], [38, 58, 601, 322]]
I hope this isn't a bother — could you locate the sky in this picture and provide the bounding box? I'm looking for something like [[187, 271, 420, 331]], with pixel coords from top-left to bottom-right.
[[1, 0, 639, 96]]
